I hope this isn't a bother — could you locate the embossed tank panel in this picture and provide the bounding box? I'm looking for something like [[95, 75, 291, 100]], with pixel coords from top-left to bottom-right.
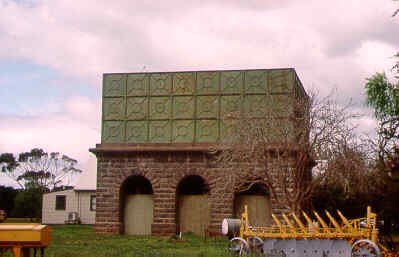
[[101, 69, 307, 144]]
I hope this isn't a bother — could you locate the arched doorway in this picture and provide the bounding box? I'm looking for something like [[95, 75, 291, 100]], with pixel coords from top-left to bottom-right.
[[120, 176, 153, 235], [176, 175, 210, 236], [234, 183, 271, 226]]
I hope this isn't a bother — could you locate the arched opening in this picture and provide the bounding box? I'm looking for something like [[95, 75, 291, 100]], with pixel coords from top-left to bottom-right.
[[234, 183, 272, 226], [120, 175, 153, 235], [176, 175, 210, 236]]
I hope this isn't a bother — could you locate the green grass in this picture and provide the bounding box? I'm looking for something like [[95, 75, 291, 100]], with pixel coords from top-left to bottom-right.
[[1, 224, 398, 257], [1, 225, 231, 257]]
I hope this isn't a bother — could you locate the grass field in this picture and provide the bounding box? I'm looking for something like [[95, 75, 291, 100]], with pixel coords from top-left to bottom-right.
[[2, 224, 397, 257], [1, 225, 231, 257]]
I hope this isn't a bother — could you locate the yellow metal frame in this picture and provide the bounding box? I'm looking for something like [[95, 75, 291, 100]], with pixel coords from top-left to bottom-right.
[[238, 205, 395, 257]]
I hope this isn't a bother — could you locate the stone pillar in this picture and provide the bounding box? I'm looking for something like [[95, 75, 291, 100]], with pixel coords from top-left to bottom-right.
[[94, 155, 124, 234], [152, 182, 176, 235]]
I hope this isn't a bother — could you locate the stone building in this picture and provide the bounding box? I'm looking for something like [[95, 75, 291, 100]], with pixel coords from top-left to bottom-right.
[[90, 68, 309, 236]]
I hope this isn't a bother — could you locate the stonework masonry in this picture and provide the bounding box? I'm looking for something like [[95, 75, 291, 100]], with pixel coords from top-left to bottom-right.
[[93, 150, 288, 235]]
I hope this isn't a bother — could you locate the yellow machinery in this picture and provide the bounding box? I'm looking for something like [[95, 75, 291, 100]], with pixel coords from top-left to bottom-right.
[[0, 224, 51, 257], [222, 206, 397, 257]]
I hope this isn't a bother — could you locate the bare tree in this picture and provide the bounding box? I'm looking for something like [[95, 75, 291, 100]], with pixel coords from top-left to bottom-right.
[[216, 89, 362, 213], [0, 148, 81, 191], [321, 145, 383, 195]]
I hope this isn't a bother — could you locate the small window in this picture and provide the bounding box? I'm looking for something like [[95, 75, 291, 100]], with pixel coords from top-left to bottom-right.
[[90, 195, 96, 211], [55, 195, 66, 210]]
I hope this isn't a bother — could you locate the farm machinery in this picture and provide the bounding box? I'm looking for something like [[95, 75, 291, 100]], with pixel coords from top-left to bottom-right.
[[222, 206, 397, 257]]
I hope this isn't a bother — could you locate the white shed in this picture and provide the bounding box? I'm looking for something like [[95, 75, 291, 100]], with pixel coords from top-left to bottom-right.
[[42, 188, 96, 224], [42, 156, 97, 224]]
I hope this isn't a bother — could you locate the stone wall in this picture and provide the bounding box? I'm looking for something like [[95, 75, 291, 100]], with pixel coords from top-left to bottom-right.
[[94, 150, 289, 235]]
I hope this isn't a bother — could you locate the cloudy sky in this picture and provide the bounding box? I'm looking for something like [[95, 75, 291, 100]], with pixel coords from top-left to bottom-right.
[[0, 0, 398, 187]]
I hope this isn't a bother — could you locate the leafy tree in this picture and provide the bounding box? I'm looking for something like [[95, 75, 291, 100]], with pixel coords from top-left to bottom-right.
[[366, 73, 399, 119], [365, 73, 399, 177], [0, 186, 18, 214], [11, 188, 42, 218], [0, 149, 81, 218], [0, 153, 18, 173], [0, 148, 82, 191]]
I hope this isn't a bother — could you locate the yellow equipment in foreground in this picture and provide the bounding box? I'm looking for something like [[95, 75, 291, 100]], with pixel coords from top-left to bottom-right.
[[0, 224, 51, 257], [222, 206, 397, 257]]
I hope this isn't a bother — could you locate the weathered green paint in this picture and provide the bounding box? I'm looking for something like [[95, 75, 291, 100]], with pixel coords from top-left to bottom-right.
[[173, 96, 194, 119], [150, 97, 170, 119], [102, 121, 124, 143], [127, 74, 148, 96], [173, 120, 195, 142], [173, 72, 195, 95], [126, 97, 147, 120], [220, 119, 238, 140], [149, 120, 171, 143], [271, 94, 292, 116], [221, 71, 242, 93], [270, 69, 292, 94], [245, 70, 268, 93], [196, 120, 218, 142], [103, 98, 124, 120], [103, 75, 125, 96], [101, 68, 306, 143], [220, 95, 242, 118], [126, 121, 147, 143], [197, 96, 218, 119], [150, 74, 172, 95], [197, 71, 219, 94], [245, 95, 267, 118]]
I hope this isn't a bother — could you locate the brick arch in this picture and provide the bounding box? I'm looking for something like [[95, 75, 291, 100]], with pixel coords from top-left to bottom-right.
[[120, 175, 154, 194], [234, 182, 272, 226], [118, 168, 158, 189], [119, 174, 154, 235], [176, 174, 211, 236], [176, 174, 210, 194], [172, 171, 211, 193], [233, 181, 270, 195]]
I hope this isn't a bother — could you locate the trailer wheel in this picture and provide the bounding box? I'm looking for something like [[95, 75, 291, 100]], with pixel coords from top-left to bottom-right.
[[229, 237, 250, 256], [248, 236, 264, 252], [351, 239, 380, 257]]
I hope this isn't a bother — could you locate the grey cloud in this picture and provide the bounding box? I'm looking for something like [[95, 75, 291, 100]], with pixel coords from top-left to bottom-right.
[[1, 0, 397, 100], [1, 0, 397, 167], [325, 20, 399, 57]]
